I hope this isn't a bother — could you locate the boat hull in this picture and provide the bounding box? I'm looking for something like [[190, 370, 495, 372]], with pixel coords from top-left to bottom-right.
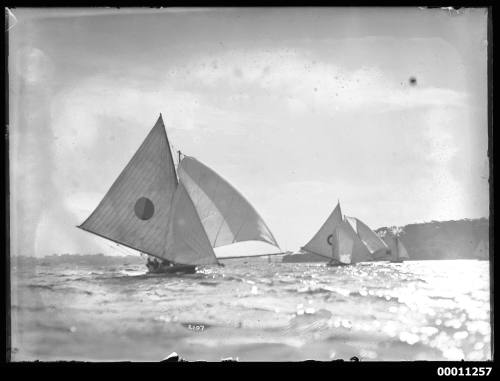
[[147, 264, 197, 274], [326, 261, 350, 267], [282, 253, 328, 263]]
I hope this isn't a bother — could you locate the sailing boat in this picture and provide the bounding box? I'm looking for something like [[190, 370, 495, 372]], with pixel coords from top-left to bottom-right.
[[78, 114, 280, 274], [300, 201, 372, 265], [384, 233, 409, 263]]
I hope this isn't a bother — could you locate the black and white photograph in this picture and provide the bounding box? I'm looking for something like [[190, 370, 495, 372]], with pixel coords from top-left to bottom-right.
[[7, 7, 491, 362]]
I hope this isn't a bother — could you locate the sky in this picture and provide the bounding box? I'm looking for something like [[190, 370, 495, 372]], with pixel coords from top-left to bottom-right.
[[8, 7, 489, 257]]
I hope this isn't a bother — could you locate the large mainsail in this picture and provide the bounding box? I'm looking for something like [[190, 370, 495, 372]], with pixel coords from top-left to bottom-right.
[[346, 216, 389, 258], [302, 202, 343, 258], [178, 156, 280, 252], [78, 115, 178, 260]]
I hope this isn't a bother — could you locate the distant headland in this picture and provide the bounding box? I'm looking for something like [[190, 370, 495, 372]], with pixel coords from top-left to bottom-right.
[[11, 218, 489, 266]]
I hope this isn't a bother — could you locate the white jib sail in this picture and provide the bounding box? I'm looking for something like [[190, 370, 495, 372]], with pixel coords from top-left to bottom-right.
[[163, 182, 218, 265], [177, 156, 280, 254], [332, 223, 354, 264], [349, 216, 388, 255], [342, 217, 372, 263]]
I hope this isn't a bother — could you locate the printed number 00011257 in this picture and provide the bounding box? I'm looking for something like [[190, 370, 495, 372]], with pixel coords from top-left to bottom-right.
[[437, 367, 492, 376]]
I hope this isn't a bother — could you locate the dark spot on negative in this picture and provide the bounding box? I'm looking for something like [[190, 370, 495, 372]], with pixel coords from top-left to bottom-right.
[[134, 197, 154, 220], [409, 77, 417, 86]]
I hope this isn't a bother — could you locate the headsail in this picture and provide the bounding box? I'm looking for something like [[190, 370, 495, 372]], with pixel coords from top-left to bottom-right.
[[342, 220, 373, 263], [345, 216, 357, 232], [78, 115, 178, 260], [163, 182, 218, 265], [178, 156, 279, 251], [332, 222, 354, 264], [302, 202, 343, 258], [346, 216, 389, 258]]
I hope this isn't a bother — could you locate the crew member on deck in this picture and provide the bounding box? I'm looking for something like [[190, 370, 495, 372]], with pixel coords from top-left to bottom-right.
[[147, 257, 161, 272], [159, 259, 173, 270]]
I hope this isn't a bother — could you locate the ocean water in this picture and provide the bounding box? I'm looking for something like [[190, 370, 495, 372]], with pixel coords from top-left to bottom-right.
[[10, 258, 491, 362]]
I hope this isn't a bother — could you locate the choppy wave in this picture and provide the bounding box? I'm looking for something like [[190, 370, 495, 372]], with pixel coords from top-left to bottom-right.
[[10, 259, 491, 361]]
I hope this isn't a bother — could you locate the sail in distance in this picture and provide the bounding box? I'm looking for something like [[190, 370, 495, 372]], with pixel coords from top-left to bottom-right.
[[342, 219, 373, 263], [332, 222, 354, 264], [345, 216, 389, 258], [395, 237, 410, 260], [381, 231, 410, 262], [302, 202, 376, 263], [302, 202, 343, 258]]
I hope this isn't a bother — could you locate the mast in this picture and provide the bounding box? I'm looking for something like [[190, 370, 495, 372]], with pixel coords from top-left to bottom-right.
[[395, 236, 399, 261], [160, 113, 179, 183]]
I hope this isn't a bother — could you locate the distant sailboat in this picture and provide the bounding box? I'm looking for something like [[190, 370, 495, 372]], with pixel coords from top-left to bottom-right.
[[78, 114, 280, 273], [392, 236, 409, 263], [473, 239, 489, 260], [300, 201, 372, 265], [384, 233, 409, 263]]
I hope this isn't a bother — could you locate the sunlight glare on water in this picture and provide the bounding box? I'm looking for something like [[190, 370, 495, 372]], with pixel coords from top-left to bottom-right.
[[11, 259, 491, 361]]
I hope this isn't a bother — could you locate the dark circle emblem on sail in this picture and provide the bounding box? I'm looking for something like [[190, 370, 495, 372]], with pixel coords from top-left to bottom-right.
[[327, 234, 334, 246], [134, 197, 155, 220]]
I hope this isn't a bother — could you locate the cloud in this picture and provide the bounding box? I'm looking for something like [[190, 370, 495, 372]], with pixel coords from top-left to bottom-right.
[[23, 73, 260, 255], [12, 47, 54, 85], [163, 48, 468, 115], [11, 36, 486, 256]]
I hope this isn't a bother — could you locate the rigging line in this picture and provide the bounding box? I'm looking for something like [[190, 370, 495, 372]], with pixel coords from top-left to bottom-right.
[[108, 242, 132, 256], [115, 243, 135, 256], [78, 225, 166, 261], [103, 241, 128, 256], [162, 117, 179, 184], [194, 160, 204, 207]]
